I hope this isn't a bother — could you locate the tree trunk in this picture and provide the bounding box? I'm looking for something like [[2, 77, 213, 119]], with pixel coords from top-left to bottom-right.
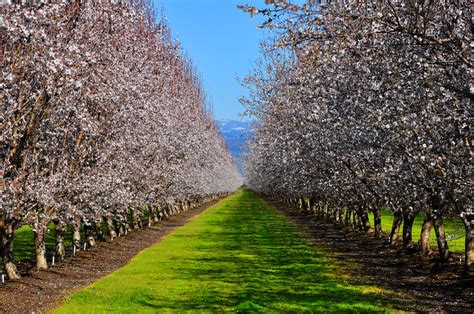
[[402, 211, 416, 249], [344, 208, 351, 226], [84, 222, 96, 247], [153, 207, 159, 223], [130, 208, 138, 229], [33, 220, 48, 271], [137, 211, 144, 228], [390, 210, 403, 247], [94, 220, 105, 242], [352, 210, 359, 229], [106, 216, 117, 241], [420, 213, 433, 256], [54, 219, 67, 261], [1, 223, 21, 280], [373, 208, 382, 238], [116, 217, 125, 237], [123, 209, 131, 234], [147, 206, 153, 227], [308, 200, 314, 214], [360, 208, 371, 232], [72, 218, 81, 250], [433, 215, 450, 261], [330, 207, 336, 221], [461, 212, 474, 276]]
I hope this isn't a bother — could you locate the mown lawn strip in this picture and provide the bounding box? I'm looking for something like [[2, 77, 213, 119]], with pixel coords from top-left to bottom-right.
[[55, 189, 401, 313]]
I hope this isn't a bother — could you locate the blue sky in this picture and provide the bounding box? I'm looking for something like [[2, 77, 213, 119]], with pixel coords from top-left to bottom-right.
[[154, 0, 268, 121]]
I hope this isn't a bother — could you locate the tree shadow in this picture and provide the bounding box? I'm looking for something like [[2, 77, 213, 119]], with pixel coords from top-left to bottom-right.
[[124, 189, 410, 312]]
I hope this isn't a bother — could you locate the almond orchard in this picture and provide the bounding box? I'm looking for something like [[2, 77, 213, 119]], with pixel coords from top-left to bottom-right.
[[242, 0, 472, 275], [1, 1, 241, 280]]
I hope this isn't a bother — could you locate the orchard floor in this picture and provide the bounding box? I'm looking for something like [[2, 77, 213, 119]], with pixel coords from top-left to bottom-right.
[[2, 189, 473, 313], [0, 199, 219, 314]]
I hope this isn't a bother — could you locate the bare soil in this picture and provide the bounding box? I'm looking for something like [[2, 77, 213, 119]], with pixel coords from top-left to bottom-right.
[[0, 200, 217, 314], [269, 200, 474, 313]]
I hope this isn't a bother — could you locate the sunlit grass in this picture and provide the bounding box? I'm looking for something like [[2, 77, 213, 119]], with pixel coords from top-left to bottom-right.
[[55, 189, 406, 313], [368, 211, 465, 252], [14, 224, 74, 261], [13, 223, 90, 261]]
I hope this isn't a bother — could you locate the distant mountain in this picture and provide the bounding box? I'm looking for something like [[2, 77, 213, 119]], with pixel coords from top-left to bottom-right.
[[216, 120, 253, 173]]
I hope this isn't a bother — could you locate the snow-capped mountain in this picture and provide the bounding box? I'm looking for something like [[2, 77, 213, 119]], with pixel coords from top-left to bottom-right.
[[216, 120, 253, 173]]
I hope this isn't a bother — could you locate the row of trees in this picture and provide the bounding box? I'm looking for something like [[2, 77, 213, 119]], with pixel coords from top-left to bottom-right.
[[1, 1, 241, 280], [242, 0, 472, 274]]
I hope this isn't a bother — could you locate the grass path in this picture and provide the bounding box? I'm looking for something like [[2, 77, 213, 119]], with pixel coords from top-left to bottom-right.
[[55, 189, 400, 312]]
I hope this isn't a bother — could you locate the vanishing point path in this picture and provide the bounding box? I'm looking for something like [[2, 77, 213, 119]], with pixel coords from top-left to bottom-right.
[[55, 189, 401, 312]]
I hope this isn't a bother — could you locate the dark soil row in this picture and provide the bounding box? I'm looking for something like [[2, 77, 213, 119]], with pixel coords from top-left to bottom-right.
[[269, 200, 473, 312]]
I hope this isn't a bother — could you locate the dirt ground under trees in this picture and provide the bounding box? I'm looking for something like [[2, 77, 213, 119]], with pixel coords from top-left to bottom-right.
[[0, 201, 217, 314], [269, 200, 474, 312]]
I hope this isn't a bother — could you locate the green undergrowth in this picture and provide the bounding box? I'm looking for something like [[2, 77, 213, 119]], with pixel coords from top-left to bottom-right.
[[14, 224, 75, 261], [55, 189, 405, 313], [13, 212, 136, 262], [368, 211, 465, 252]]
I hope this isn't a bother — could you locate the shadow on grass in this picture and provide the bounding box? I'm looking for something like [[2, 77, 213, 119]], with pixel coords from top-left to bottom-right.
[[56, 189, 408, 313]]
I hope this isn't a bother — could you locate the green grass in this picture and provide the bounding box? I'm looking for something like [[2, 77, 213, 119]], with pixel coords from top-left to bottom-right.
[[13, 224, 82, 261], [14, 224, 70, 261], [368, 211, 465, 252], [12, 211, 146, 262], [55, 189, 404, 313]]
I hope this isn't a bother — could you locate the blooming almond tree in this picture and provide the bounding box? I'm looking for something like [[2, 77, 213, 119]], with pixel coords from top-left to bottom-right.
[[242, 0, 472, 275], [1, 1, 241, 279]]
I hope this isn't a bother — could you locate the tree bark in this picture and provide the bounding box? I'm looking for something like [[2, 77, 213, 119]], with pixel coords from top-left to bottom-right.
[[330, 207, 336, 221], [123, 208, 131, 234], [94, 220, 105, 242], [1, 222, 21, 280], [33, 219, 48, 270], [343, 208, 349, 226], [54, 219, 67, 261], [360, 207, 371, 232], [433, 215, 450, 261], [147, 206, 153, 227], [309, 197, 316, 214], [402, 211, 416, 249], [373, 208, 382, 238], [131, 208, 139, 229], [461, 212, 474, 276], [153, 207, 159, 223], [137, 210, 144, 228], [72, 218, 81, 250], [352, 210, 360, 230], [420, 213, 433, 256], [106, 216, 117, 241], [116, 217, 125, 237], [84, 222, 96, 247], [390, 209, 403, 246]]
